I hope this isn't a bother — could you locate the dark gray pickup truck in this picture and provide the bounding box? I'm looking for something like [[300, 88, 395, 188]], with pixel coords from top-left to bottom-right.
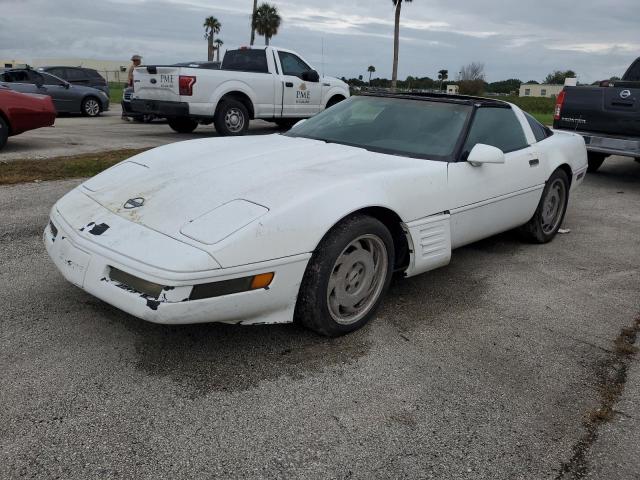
[[553, 57, 640, 172]]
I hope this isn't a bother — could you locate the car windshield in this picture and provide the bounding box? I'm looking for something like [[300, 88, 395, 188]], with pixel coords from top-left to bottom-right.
[[285, 96, 472, 160]]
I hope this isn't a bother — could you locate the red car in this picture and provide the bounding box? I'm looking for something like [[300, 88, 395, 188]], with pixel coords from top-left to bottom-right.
[[0, 86, 56, 151]]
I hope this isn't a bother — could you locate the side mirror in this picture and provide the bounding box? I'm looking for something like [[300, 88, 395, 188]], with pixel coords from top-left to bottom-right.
[[467, 144, 505, 166], [301, 70, 320, 83], [34, 78, 44, 88], [63, 82, 70, 89]]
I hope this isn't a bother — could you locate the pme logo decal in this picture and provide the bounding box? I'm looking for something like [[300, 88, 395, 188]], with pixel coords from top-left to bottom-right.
[[124, 197, 145, 209], [620, 89, 631, 99], [296, 83, 311, 103]]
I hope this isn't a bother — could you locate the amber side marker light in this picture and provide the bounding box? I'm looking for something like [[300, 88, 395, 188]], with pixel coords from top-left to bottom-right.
[[190, 272, 275, 301], [251, 272, 275, 290]]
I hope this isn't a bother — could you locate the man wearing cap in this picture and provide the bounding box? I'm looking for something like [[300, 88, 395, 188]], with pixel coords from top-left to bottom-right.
[[127, 54, 142, 87], [122, 55, 142, 120]]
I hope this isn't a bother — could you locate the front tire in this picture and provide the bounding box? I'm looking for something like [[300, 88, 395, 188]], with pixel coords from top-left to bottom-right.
[[214, 99, 249, 136], [81, 97, 101, 117], [587, 152, 607, 173], [168, 117, 198, 133], [0, 116, 8, 151], [519, 168, 570, 243], [294, 215, 395, 337]]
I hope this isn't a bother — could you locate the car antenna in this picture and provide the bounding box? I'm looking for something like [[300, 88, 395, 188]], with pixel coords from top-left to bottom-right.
[[321, 37, 325, 78]]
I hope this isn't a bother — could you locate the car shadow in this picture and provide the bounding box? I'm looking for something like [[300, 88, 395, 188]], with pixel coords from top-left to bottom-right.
[[90, 298, 371, 398]]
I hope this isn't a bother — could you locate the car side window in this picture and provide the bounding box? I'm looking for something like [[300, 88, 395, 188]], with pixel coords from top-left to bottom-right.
[[65, 68, 86, 81], [462, 107, 529, 156], [524, 112, 552, 142], [278, 52, 311, 78], [41, 73, 64, 86], [48, 68, 65, 78], [2, 70, 31, 83]]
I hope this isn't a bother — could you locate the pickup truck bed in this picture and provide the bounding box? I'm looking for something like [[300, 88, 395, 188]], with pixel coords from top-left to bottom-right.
[[553, 57, 640, 172]]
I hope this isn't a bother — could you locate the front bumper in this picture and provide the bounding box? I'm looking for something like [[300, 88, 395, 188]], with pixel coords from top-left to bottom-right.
[[44, 203, 310, 326], [130, 99, 189, 117]]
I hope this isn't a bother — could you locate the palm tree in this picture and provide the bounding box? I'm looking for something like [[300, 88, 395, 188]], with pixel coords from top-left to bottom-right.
[[367, 65, 376, 85], [391, 0, 412, 90], [253, 3, 281, 46], [203, 16, 221, 62], [250, 0, 258, 46], [438, 69, 448, 91], [214, 38, 224, 62]]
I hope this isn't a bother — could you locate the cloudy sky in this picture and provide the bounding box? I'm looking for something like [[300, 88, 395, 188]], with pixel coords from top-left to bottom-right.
[[1, 0, 638, 83]]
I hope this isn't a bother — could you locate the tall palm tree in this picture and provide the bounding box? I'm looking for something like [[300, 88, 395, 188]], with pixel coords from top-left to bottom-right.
[[391, 0, 412, 90], [214, 38, 224, 62], [203, 16, 221, 62], [250, 0, 258, 46], [438, 69, 448, 91], [367, 65, 376, 84], [253, 3, 281, 46]]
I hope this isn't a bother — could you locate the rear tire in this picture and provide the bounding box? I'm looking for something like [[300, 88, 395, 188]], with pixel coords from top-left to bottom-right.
[[519, 168, 570, 244], [0, 117, 8, 151], [81, 96, 101, 117], [294, 215, 395, 337], [168, 117, 198, 134], [214, 99, 250, 136], [587, 152, 606, 173]]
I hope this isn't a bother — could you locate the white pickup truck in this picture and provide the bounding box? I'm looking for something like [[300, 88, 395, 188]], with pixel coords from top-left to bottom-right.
[[130, 46, 350, 135]]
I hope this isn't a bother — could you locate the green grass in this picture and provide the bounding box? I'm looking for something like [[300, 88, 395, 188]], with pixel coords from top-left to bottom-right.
[[502, 96, 555, 114], [0, 149, 147, 185], [108, 82, 126, 102], [531, 113, 553, 126]]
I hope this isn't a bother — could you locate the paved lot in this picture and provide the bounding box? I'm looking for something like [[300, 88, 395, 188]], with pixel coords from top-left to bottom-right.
[[0, 105, 280, 161], [1, 156, 639, 479]]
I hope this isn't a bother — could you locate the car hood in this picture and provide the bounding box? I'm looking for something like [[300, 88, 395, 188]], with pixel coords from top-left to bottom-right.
[[80, 134, 431, 246]]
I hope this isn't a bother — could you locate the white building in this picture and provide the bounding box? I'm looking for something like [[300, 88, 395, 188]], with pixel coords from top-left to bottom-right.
[[1, 59, 28, 68], [446, 84, 459, 95], [519, 84, 564, 98]]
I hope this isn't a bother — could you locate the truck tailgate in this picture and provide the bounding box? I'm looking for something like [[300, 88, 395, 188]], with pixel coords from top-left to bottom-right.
[[133, 66, 182, 102], [555, 86, 640, 137]]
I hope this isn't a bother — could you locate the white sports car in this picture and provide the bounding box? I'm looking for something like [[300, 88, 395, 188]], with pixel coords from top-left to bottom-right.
[[45, 93, 588, 336]]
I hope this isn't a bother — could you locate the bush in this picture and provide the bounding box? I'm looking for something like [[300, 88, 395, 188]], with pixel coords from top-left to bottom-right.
[[458, 80, 484, 96]]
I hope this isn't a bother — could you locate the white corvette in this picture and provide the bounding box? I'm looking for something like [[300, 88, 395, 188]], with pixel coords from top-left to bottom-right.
[[45, 93, 587, 336]]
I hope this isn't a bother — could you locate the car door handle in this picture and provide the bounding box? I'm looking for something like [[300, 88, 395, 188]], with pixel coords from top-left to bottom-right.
[[285, 82, 294, 87], [529, 159, 539, 167]]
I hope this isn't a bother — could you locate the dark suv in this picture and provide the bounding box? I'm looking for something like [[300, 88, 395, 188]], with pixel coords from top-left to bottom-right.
[[37, 66, 109, 96]]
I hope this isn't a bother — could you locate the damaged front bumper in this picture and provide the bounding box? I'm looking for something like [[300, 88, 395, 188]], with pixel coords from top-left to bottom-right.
[[44, 199, 310, 326]]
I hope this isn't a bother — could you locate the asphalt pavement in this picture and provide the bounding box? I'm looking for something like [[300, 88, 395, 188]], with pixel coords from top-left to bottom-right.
[[1, 156, 639, 479], [0, 105, 279, 161]]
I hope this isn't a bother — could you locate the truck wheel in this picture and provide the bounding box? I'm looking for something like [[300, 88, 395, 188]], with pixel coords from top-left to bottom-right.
[[214, 99, 249, 136], [587, 153, 606, 173], [518, 168, 569, 244], [294, 215, 394, 337], [0, 117, 8, 151], [168, 117, 198, 134]]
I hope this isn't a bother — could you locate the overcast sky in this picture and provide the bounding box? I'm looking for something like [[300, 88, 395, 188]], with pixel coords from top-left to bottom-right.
[[1, 0, 638, 83]]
